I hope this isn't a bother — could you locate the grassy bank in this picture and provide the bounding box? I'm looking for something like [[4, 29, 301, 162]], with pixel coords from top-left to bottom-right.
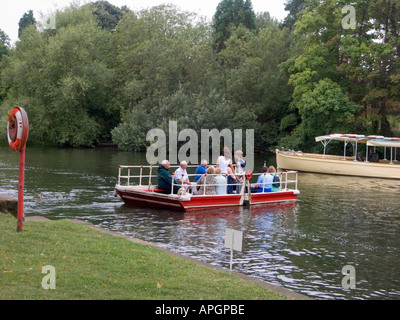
[[0, 213, 289, 300]]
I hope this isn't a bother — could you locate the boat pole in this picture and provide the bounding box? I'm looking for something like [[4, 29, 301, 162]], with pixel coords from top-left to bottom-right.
[[354, 141, 358, 161], [390, 148, 393, 165], [342, 141, 347, 160]]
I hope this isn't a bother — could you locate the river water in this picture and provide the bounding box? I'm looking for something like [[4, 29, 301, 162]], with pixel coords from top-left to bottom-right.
[[1, 146, 400, 300]]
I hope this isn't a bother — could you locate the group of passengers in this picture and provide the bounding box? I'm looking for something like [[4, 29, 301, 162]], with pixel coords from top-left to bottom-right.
[[157, 147, 280, 195]]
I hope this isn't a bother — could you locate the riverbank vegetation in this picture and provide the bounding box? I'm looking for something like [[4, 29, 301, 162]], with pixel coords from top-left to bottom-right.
[[0, 0, 399, 152], [0, 213, 288, 300]]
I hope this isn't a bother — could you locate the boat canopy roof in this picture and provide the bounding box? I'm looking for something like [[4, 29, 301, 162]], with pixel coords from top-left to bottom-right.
[[315, 134, 400, 147], [315, 134, 369, 144], [367, 138, 400, 148]]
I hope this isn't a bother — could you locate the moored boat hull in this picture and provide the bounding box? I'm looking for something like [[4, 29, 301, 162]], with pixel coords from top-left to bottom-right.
[[276, 149, 400, 179]]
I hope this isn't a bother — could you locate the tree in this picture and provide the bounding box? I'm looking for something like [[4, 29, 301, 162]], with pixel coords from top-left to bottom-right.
[[1, 5, 116, 146], [111, 5, 221, 151], [88, 0, 129, 31], [280, 0, 399, 151], [0, 29, 10, 61], [339, 0, 400, 135], [0, 29, 10, 108], [18, 10, 36, 38], [282, 0, 306, 30], [212, 0, 257, 52], [218, 21, 295, 151]]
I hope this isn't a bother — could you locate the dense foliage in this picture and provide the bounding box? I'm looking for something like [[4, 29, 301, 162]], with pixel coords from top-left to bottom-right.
[[0, 0, 399, 151]]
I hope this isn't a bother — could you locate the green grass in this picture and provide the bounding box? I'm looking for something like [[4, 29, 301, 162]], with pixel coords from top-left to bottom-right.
[[0, 213, 288, 300]]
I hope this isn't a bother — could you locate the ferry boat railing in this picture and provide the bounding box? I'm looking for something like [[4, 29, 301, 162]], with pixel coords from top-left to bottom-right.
[[117, 165, 298, 195], [117, 166, 249, 195], [117, 165, 205, 188], [117, 165, 156, 189], [170, 172, 246, 196], [251, 170, 298, 192]]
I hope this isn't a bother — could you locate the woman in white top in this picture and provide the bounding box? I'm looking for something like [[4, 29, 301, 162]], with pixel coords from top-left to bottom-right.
[[216, 147, 235, 174], [234, 150, 246, 193]]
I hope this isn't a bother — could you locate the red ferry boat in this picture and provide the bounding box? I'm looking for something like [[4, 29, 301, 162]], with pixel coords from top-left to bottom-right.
[[114, 165, 300, 212]]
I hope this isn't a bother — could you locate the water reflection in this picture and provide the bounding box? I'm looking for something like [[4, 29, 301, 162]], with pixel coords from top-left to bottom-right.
[[1, 147, 400, 299]]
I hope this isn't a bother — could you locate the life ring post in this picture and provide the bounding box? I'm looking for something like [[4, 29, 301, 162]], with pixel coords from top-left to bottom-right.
[[16, 148, 26, 232], [7, 107, 29, 232]]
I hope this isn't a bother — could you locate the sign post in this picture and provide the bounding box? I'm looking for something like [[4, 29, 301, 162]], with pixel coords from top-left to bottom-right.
[[224, 228, 244, 271], [7, 107, 29, 232]]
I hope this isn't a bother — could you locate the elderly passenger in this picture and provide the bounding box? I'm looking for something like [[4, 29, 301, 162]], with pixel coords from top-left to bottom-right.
[[174, 160, 191, 186], [195, 159, 208, 183], [196, 166, 217, 195], [158, 160, 181, 194]]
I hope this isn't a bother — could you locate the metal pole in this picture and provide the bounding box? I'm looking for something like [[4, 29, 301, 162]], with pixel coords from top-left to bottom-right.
[[262, 173, 266, 193], [171, 173, 175, 195], [226, 174, 228, 195], [118, 166, 121, 185], [354, 141, 358, 161], [390, 147, 393, 165], [16, 148, 25, 232], [230, 247, 233, 271], [148, 165, 152, 191], [285, 171, 288, 190]]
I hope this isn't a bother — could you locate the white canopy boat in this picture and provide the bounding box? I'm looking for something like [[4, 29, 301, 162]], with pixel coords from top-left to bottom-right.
[[276, 134, 400, 179]]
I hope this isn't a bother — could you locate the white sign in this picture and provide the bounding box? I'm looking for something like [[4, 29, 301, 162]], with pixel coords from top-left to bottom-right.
[[225, 228, 243, 252], [225, 228, 244, 271]]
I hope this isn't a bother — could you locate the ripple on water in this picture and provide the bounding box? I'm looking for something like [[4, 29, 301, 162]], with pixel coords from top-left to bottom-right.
[[2, 148, 400, 300]]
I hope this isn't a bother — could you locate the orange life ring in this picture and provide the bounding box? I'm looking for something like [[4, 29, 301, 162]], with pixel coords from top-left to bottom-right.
[[7, 107, 29, 152], [245, 170, 253, 180]]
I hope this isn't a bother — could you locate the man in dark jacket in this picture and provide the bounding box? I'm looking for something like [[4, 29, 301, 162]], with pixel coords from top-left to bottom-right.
[[158, 160, 181, 194]]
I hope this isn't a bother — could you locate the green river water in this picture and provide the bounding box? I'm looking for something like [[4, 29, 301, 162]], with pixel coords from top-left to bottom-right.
[[1, 146, 400, 300]]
